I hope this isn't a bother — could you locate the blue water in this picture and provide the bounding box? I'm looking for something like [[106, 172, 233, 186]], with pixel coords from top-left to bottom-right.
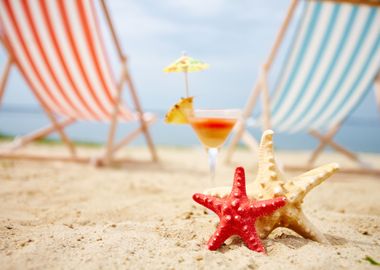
[[1, 104, 379, 153]]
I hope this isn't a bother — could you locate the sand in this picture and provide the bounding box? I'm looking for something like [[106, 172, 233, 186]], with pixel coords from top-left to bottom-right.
[[0, 144, 380, 269]]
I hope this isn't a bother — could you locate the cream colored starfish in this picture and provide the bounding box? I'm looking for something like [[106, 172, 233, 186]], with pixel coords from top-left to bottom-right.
[[205, 130, 339, 243]]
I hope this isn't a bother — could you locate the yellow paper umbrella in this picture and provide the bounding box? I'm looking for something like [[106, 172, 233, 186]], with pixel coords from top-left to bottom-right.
[[164, 52, 209, 97]]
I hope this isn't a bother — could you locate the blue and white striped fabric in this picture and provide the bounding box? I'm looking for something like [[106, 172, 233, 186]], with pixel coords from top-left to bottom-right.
[[267, 0, 380, 133]]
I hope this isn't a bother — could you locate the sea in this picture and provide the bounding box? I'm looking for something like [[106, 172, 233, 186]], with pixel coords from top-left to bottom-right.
[[1, 104, 379, 153]]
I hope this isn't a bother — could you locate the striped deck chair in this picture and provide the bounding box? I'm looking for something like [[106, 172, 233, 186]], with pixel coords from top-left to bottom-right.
[[226, 0, 380, 175], [0, 0, 158, 165]]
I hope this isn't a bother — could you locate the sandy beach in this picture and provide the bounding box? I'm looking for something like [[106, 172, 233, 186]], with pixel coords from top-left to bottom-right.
[[0, 144, 380, 269]]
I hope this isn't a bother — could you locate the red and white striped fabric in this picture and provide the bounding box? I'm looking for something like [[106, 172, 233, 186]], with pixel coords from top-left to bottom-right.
[[0, 0, 135, 122]]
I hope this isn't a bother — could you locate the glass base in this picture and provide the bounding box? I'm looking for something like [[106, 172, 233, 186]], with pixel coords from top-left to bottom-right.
[[207, 147, 218, 187]]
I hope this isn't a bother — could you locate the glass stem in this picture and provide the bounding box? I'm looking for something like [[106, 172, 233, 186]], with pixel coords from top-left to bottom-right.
[[207, 148, 218, 186]]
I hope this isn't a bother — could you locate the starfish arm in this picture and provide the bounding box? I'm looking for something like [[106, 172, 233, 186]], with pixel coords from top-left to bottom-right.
[[230, 167, 247, 199], [285, 163, 339, 202], [192, 193, 223, 216], [207, 223, 231, 251], [251, 197, 287, 217], [287, 210, 328, 243], [238, 222, 266, 253], [256, 130, 284, 184], [203, 185, 230, 198]]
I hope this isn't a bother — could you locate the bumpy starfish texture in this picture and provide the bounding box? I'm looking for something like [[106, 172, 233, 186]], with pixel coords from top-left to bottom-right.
[[193, 167, 286, 252], [205, 130, 339, 243]]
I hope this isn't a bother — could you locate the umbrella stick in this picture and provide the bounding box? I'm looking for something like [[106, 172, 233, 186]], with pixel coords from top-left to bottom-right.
[[184, 71, 189, 97]]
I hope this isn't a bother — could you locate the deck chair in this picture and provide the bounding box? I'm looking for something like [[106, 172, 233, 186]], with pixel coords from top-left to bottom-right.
[[0, 0, 158, 165], [226, 0, 380, 175]]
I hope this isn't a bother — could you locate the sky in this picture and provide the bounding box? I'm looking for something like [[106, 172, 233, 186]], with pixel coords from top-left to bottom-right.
[[1, 0, 294, 110], [0, 0, 379, 151], [102, 0, 294, 111]]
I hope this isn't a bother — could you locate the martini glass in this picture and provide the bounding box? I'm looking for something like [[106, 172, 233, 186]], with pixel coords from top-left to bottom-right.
[[187, 109, 241, 186]]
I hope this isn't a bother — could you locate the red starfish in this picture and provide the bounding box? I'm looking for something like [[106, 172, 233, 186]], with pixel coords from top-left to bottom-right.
[[193, 167, 287, 253]]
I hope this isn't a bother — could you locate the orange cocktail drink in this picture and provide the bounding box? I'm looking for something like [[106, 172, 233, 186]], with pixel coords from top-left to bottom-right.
[[189, 118, 237, 148]]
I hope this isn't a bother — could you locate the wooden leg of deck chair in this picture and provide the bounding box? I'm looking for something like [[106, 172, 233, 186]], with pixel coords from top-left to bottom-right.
[[105, 63, 125, 165], [225, 80, 262, 163], [125, 71, 158, 162], [101, 0, 123, 164], [308, 141, 327, 166], [111, 117, 156, 155], [0, 153, 89, 163], [105, 115, 119, 164], [6, 117, 76, 151], [322, 137, 359, 162], [225, 66, 270, 163], [309, 128, 360, 164], [308, 124, 341, 165], [261, 68, 271, 130], [285, 164, 380, 176], [5, 113, 78, 159], [225, 121, 245, 163], [100, 0, 158, 163], [375, 72, 380, 112], [37, 106, 76, 157], [264, 0, 298, 69], [95, 118, 156, 166], [104, 63, 158, 164], [0, 57, 13, 107], [241, 130, 259, 154]]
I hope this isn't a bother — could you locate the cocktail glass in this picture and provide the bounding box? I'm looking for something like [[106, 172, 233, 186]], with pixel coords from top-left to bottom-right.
[[186, 109, 241, 186]]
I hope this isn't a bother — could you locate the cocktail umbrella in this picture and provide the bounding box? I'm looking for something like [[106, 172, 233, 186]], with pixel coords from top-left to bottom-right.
[[164, 52, 209, 97]]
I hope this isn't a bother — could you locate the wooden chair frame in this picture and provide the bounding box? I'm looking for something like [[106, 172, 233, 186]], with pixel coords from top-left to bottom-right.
[[0, 0, 158, 165], [225, 0, 380, 175]]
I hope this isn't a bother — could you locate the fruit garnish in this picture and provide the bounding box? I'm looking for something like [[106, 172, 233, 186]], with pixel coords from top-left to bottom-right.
[[165, 97, 194, 124]]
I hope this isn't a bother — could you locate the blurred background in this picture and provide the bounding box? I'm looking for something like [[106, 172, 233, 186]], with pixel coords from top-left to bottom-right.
[[0, 0, 379, 151]]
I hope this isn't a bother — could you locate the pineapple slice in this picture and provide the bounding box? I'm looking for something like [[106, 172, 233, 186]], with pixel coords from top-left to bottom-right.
[[165, 97, 194, 124]]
